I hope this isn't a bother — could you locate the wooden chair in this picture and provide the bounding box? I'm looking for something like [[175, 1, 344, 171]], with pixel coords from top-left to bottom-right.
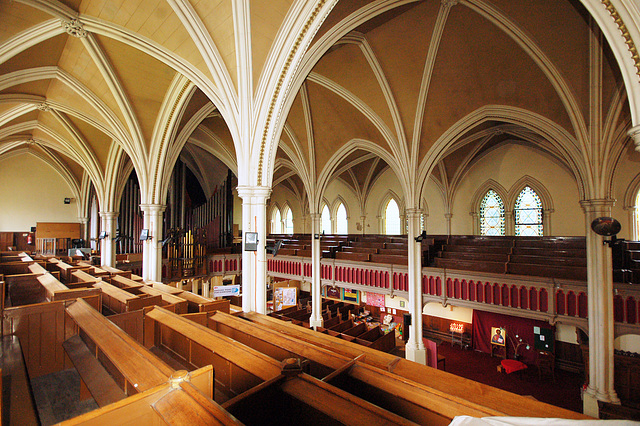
[[535, 350, 555, 381]]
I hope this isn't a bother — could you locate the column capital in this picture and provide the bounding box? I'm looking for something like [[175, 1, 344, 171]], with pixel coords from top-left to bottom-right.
[[580, 199, 616, 213], [139, 204, 166, 214], [444, 213, 453, 219], [628, 125, 640, 151], [99, 211, 118, 219], [405, 208, 423, 218], [78, 217, 89, 224], [236, 185, 271, 200], [309, 212, 321, 220]]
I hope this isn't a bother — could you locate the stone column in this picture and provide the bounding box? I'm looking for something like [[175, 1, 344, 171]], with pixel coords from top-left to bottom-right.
[[309, 213, 323, 329], [580, 199, 620, 417], [505, 210, 514, 236], [445, 213, 453, 236], [99, 211, 118, 267], [78, 217, 89, 246], [360, 215, 367, 234], [237, 186, 271, 314], [469, 211, 479, 235], [238, 187, 254, 312], [543, 209, 554, 236], [624, 206, 637, 240], [405, 208, 426, 364], [140, 204, 166, 282]]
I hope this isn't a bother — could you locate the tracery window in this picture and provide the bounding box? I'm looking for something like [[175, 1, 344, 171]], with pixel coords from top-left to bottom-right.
[[321, 205, 331, 234], [272, 208, 282, 234], [336, 203, 348, 234], [514, 186, 543, 236], [480, 190, 505, 236], [385, 199, 401, 235], [284, 207, 293, 234]]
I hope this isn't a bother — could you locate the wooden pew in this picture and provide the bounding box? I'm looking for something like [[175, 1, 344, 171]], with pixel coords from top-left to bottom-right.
[[370, 253, 407, 265], [144, 306, 282, 398], [174, 290, 230, 313], [106, 274, 144, 291], [239, 312, 589, 420], [335, 252, 370, 262], [93, 281, 162, 314], [0, 335, 39, 426], [65, 298, 174, 397], [58, 366, 232, 425], [128, 285, 188, 314]]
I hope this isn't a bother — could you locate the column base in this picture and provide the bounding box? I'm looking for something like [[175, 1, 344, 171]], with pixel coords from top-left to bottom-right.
[[583, 389, 599, 418], [309, 317, 324, 330], [405, 342, 427, 365]]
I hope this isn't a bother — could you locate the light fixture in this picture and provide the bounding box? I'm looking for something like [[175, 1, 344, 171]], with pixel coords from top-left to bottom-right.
[[139, 229, 151, 241], [266, 240, 283, 256], [64, 197, 71, 204], [591, 217, 621, 247], [98, 231, 108, 240]]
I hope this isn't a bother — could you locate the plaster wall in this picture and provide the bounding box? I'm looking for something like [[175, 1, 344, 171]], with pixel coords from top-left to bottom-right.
[[0, 155, 78, 231]]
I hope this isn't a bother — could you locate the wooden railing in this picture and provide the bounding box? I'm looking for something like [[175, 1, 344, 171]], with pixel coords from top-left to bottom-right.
[[209, 253, 640, 334]]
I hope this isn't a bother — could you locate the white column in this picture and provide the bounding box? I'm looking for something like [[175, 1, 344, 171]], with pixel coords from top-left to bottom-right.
[[238, 187, 254, 312], [543, 209, 554, 236], [628, 125, 640, 152], [309, 213, 323, 329], [202, 278, 210, 298], [99, 211, 118, 267], [469, 212, 479, 235], [360, 215, 367, 234], [405, 208, 426, 364], [253, 188, 270, 314], [625, 206, 638, 240], [581, 200, 620, 417], [444, 213, 453, 236], [140, 204, 166, 282], [505, 210, 514, 236], [78, 217, 89, 246], [237, 186, 271, 314]]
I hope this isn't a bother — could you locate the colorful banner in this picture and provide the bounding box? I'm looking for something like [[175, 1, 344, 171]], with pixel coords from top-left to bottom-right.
[[366, 292, 385, 307]]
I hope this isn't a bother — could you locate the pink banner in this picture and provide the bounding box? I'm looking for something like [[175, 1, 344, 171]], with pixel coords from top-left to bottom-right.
[[366, 292, 385, 307]]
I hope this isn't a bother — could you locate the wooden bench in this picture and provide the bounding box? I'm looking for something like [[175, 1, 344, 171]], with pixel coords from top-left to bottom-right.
[[93, 281, 162, 314], [128, 284, 188, 314], [173, 290, 230, 313], [435, 257, 507, 274], [1, 335, 39, 426], [144, 306, 282, 398], [65, 298, 174, 396], [106, 274, 144, 291], [62, 335, 126, 407], [370, 253, 407, 265], [335, 252, 370, 262]]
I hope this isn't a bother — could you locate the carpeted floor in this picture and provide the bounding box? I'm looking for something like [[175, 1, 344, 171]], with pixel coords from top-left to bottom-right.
[[437, 342, 584, 413], [31, 369, 98, 425]]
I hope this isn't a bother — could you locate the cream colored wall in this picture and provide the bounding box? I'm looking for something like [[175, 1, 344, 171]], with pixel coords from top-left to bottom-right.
[[363, 168, 404, 234], [451, 144, 584, 236], [423, 302, 474, 324], [424, 179, 447, 234], [323, 179, 360, 234], [0, 154, 78, 231], [268, 185, 304, 233], [611, 144, 640, 240]]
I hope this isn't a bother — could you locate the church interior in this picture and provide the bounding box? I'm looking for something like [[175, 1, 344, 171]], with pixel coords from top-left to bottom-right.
[[2, 0, 640, 423]]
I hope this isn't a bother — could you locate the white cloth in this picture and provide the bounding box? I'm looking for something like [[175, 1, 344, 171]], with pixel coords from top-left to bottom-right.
[[449, 416, 639, 426]]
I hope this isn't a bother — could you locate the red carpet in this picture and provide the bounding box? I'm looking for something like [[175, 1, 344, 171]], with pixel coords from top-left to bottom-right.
[[437, 342, 584, 413]]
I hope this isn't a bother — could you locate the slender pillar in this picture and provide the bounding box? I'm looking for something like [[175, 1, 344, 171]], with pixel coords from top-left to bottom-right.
[[99, 211, 118, 267], [309, 213, 323, 329], [140, 204, 166, 282], [445, 213, 453, 236], [78, 217, 89, 246], [580, 199, 620, 417], [360, 215, 367, 234], [254, 189, 270, 314], [505, 211, 514, 235], [405, 208, 426, 364], [543, 209, 554, 236], [237, 186, 271, 314], [470, 212, 479, 235]]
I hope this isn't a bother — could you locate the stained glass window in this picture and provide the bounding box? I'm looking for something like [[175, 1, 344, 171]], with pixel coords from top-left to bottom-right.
[[515, 186, 543, 236], [336, 203, 348, 234], [480, 190, 505, 236], [385, 199, 400, 235]]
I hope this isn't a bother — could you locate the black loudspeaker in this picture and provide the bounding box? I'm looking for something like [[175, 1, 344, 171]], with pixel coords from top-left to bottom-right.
[[403, 313, 411, 342]]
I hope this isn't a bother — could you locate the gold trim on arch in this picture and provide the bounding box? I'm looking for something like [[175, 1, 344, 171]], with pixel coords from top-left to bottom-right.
[[257, 0, 327, 183], [601, 0, 640, 80], [152, 82, 190, 203]]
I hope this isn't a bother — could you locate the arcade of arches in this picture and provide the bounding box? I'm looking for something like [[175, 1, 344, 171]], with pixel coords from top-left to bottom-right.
[[3, 0, 640, 418]]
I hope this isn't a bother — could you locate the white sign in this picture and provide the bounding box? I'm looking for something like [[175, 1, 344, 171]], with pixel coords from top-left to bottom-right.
[[213, 285, 240, 297]]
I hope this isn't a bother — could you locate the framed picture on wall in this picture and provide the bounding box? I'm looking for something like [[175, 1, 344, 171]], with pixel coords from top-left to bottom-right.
[[491, 327, 506, 346]]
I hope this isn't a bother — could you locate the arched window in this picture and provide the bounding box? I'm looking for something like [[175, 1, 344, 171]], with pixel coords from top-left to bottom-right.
[[336, 203, 348, 234], [385, 199, 401, 235], [514, 186, 543, 236], [480, 190, 505, 236], [272, 208, 282, 234], [321, 205, 331, 234], [284, 207, 294, 234]]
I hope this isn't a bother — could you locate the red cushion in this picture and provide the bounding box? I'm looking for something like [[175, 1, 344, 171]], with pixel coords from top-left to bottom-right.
[[501, 359, 527, 374]]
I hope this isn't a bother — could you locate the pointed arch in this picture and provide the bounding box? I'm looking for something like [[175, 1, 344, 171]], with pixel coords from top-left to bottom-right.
[[507, 176, 554, 211]]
